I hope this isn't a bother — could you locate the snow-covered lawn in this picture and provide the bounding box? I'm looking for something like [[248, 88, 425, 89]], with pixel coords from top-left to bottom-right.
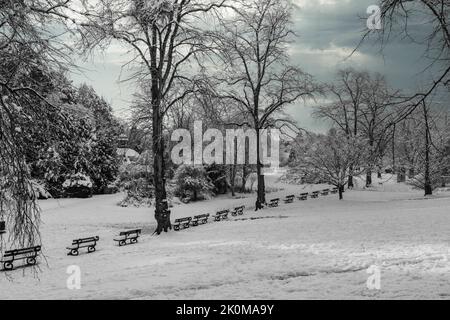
[[1, 176, 449, 300]]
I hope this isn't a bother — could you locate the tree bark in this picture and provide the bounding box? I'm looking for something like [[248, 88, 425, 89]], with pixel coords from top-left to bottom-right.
[[255, 126, 266, 210], [230, 143, 238, 197], [153, 113, 170, 234], [366, 138, 374, 187], [151, 24, 170, 234], [392, 123, 396, 173], [338, 184, 344, 200], [423, 102, 432, 196]]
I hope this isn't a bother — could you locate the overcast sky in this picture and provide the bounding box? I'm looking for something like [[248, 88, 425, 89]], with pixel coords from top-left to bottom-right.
[[70, 0, 439, 133]]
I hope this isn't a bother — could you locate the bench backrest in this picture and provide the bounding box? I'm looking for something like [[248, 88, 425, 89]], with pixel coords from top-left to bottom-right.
[[119, 229, 141, 236], [322, 189, 330, 192], [72, 236, 99, 245], [217, 210, 229, 215], [4, 246, 41, 257], [194, 214, 209, 219], [270, 198, 279, 202], [300, 193, 309, 196], [286, 195, 294, 198], [175, 217, 192, 223], [312, 191, 319, 194]]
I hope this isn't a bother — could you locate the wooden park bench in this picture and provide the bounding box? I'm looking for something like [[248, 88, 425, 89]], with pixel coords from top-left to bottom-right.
[[173, 217, 192, 231], [321, 189, 330, 196], [310, 191, 320, 199], [114, 229, 141, 246], [284, 195, 295, 204], [213, 210, 229, 222], [1, 246, 41, 271], [191, 214, 209, 226], [331, 187, 338, 194], [268, 198, 280, 207], [67, 236, 99, 256], [298, 193, 309, 201], [231, 206, 245, 216]]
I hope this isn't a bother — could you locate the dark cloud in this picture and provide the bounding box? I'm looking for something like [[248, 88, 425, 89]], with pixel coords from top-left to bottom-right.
[[71, 0, 443, 132]]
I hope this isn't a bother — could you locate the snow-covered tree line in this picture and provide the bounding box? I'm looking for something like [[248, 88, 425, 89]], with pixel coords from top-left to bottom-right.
[[285, 68, 449, 198]]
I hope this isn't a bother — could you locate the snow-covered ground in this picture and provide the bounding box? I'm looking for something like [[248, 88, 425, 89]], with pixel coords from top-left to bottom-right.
[[1, 174, 449, 300]]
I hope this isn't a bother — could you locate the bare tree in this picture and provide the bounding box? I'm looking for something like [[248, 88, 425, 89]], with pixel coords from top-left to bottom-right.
[[397, 101, 449, 194], [314, 68, 369, 188], [316, 70, 399, 187], [212, 0, 319, 210], [362, 0, 450, 121], [294, 129, 365, 200], [74, 0, 226, 234]]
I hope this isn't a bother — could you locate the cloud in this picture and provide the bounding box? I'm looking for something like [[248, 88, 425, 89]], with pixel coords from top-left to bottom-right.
[[68, 0, 442, 132]]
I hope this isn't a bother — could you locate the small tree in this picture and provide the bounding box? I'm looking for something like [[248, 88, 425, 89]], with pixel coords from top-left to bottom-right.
[[298, 130, 365, 199], [213, 0, 319, 210], [173, 165, 214, 201]]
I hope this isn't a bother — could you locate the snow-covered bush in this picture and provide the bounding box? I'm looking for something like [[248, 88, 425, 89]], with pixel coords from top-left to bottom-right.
[[62, 173, 93, 198], [173, 165, 214, 201], [205, 163, 228, 195], [117, 163, 154, 207]]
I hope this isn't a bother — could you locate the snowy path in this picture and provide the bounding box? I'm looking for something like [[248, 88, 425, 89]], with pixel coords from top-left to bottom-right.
[[1, 180, 449, 299]]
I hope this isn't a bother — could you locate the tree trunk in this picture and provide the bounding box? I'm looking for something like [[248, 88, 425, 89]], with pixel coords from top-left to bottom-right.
[[230, 166, 236, 197], [408, 168, 415, 179], [255, 126, 265, 210], [338, 184, 344, 200], [348, 166, 354, 189], [241, 165, 248, 193], [151, 25, 170, 235], [230, 144, 238, 197], [153, 113, 170, 234], [366, 139, 374, 187], [366, 170, 372, 187], [423, 102, 432, 196], [392, 123, 396, 173]]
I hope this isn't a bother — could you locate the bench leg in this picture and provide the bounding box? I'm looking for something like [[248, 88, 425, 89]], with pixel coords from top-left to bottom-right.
[[88, 245, 96, 253], [68, 249, 79, 256], [119, 240, 127, 246], [174, 225, 180, 231], [3, 261, 13, 271], [27, 257, 37, 266], [130, 238, 138, 244]]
